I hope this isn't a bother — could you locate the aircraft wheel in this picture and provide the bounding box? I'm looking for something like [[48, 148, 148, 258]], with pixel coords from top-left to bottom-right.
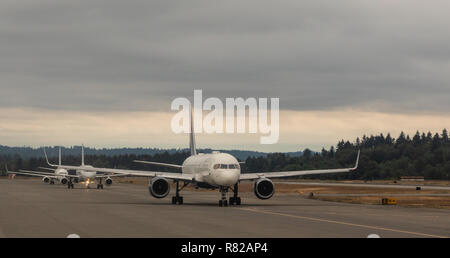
[[178, 197, 183, 205], [219, 200, 223, 207], [229, 197, 235, 205], [172, 196, 177, 204], [236, 197, 241, 205]]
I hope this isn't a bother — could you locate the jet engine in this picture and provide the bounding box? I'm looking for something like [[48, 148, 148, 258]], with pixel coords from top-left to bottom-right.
[[148, 177, 170, 198], [60, 177, 68, 185], [42, 177, 50, 183], [105, 177, 113, 186], [254, 178, 275, 200]]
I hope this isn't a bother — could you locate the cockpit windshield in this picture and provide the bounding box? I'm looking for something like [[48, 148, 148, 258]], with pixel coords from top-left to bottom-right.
[[213, 164, 240, 169]]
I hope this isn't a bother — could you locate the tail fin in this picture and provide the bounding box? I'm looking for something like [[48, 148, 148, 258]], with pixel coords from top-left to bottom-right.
[[81, 145, 85, 166], [58, 147, 62, 166], [43, 147, 58, 167], [189, 106, 197, 156]]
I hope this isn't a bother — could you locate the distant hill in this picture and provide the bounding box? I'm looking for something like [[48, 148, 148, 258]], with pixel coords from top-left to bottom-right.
[[0, 145, 303, 161]]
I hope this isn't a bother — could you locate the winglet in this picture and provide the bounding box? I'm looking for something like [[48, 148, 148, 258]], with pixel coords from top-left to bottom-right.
[[43, 147, 58, 167], [351, 150, 360, 170]]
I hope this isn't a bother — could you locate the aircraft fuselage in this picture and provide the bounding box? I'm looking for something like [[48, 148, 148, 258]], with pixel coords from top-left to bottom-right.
[[182, 152, 240, 187]]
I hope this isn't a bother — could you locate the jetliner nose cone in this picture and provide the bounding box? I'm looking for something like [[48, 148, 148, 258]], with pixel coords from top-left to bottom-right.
[[215, 170, 240, 186]]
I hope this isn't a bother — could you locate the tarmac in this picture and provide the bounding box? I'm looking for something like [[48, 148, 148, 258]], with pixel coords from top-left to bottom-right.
[[0, 179, 449, 238]]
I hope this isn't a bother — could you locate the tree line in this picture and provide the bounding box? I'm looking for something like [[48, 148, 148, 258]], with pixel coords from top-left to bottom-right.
[[1, 129, 449, 180], [244, 129, 450, 180]]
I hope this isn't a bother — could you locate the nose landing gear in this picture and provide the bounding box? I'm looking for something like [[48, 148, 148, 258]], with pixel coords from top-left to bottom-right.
[[219, 187, 228, 207], [218, 183, 241, 207]]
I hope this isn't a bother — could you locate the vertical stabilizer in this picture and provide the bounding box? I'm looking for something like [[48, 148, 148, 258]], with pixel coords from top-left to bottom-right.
[[58, 147, 61, 166], [189, 107, 197, 156], [81, 145, 85, 166]]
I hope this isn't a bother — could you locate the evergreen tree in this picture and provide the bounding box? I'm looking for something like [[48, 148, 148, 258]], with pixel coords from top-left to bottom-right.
[[413, 131, 421, 146], [396, 131, 407, 145], [442, 129, 448, 142]]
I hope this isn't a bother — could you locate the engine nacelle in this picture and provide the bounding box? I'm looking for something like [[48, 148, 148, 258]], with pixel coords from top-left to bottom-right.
[[105, 177, 113, 186], [60, 177, 68, 185], [148, 177, 170, 198], [42, 177, 50, 183], [254, 178, 275, 200]]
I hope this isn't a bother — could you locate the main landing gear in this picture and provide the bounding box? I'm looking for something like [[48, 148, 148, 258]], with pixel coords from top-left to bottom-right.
[[229, 183, 241, 206], [67, 179, 74, 189], [172, 181, 188, 205], [97, 178, 104, 189]]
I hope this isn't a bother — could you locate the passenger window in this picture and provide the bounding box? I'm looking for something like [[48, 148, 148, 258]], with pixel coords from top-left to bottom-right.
[[229, 164, 236, 169], [213, 164, 220, 169], [220, 164, 227, 169]]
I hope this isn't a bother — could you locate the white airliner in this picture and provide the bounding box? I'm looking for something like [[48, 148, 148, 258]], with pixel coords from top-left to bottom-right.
[[8, 146, 125, 189], [52, 110, 360, 206], [6, 147, 70, 185], [43, 145, 127, 189]]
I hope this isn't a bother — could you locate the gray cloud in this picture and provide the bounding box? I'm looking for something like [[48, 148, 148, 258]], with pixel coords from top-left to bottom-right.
[[1, 0, 450, 112]]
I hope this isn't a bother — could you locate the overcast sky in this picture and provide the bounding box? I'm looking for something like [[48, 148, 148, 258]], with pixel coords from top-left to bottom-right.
[[1, 1, 450, 151]]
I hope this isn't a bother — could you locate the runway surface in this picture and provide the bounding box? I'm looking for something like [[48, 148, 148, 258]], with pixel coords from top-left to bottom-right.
[[0, 179, 449, 238]]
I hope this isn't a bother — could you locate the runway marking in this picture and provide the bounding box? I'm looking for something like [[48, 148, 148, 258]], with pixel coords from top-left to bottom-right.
[[239, 208, 448, 238]]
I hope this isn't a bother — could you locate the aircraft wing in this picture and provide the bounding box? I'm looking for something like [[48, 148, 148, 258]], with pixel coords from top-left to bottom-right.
[[19, 170, 80, 179], [38, 167, 56, 171], [55, 164, 194, 181], [133, 160, 182, 169], [239, 150, 360, 181], [19, 170, 58, 177], [95, 173, 131, 178], [8, 171, 58, 179], [5, 166, 55, 178]]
